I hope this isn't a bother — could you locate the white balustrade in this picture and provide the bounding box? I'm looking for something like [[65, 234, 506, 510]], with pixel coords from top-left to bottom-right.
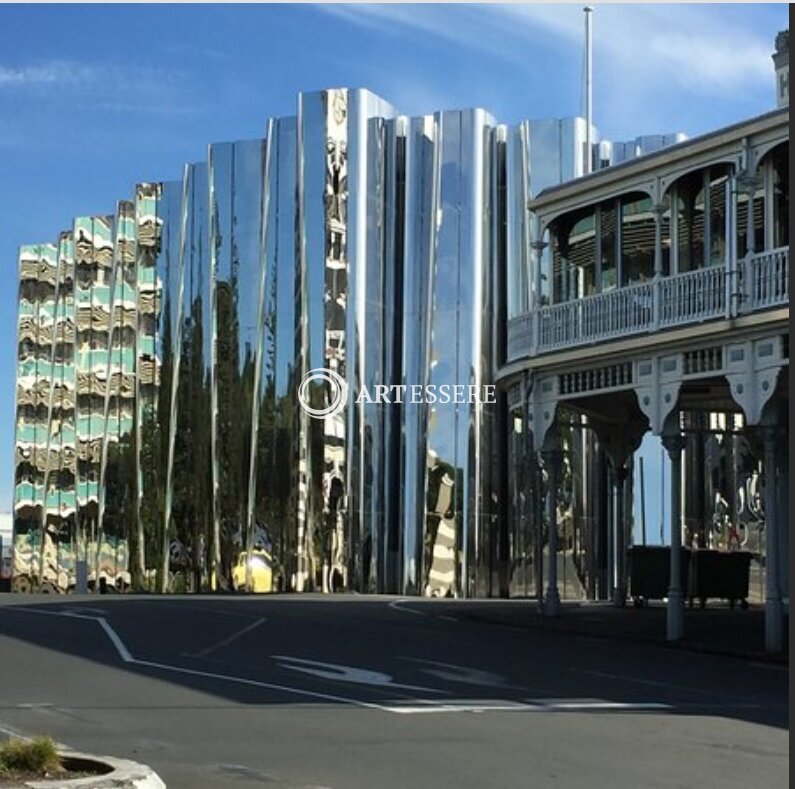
[[658, 265, 725, 326], [506, 246, 788, 362], [743, 246, 789, 311]]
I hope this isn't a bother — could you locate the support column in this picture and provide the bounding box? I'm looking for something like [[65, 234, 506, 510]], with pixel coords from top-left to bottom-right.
[[662, 430, 686, 642], [743, 178, 758, 256], [763, 426, 783, 653], [693, 417, 706, 548], [530, 238, 547, 310], [737, 171, 761, 307], [613, 464, 629, 607], [541, 447, 563, 616], [530, 238, 547, 357], [534, 461, 544, 603], [651, 202, 666, 328]]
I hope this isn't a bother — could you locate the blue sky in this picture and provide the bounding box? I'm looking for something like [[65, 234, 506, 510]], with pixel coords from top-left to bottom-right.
[[0, 3, 787, 513]]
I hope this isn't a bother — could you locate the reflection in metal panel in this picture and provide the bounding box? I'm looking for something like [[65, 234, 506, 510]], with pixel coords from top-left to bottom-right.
[[11, 86, 558, 597]]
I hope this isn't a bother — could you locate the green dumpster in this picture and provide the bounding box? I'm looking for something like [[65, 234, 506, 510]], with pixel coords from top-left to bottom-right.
[[629, 546, 691, 607], [689, 550, 752, 609]]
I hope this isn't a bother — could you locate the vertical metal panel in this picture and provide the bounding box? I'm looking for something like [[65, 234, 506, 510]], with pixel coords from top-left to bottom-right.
[[506, 122, 530, 317], [52, 233, 77, 584], [295, 89, 330, 591], [209, 134, 276, 590], [379, 116, 406, 592], [134, 181, 180, 590], [169, 162, 212, 592], [14, 245, 43, 586], [256, 116, 297, 591], [424, 110, 464, 599], [73, 215, 117, 588], [97, 202, 136, 590], [35, 242, 60, 589], [346, 89, 395, 592], [13, 242, 61, 590], [149, 180, 185, 592], [399, 114, 436, 594]]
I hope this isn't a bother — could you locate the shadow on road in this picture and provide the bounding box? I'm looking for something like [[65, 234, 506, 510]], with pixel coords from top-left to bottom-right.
[[0, 595, 787, 731]]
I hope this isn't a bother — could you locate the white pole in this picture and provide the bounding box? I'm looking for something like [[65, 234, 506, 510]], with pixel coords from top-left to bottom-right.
[[639, 455, 647, 546], [584, 5, 594, 175], [660, 441, 665, 544]]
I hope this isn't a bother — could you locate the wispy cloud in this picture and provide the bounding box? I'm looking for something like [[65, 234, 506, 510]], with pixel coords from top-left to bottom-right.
[[0, 61, 96, 87], [0, 58, 198, 119], [319, 4, 775, 97]]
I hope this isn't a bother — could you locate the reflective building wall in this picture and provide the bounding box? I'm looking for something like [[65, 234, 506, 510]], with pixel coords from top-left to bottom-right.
[[14, 86, 666, 597]]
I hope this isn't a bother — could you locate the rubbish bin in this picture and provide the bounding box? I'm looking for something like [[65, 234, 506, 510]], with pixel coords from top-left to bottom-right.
[[689, 549, 752, 608], [629, 546, 691, 606]]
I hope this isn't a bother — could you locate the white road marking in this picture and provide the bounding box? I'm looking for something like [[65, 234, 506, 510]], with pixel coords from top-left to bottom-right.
[[387, 599, 429, 617], [8, 608, 397, 712], [388, 701, 536, 714], [532, 699, 671, 711], [386, 699, 672, 714], [5, 606, 677, 716], [130, 658, 398, 712], [13, 703, 55, 709], [273, 655, 447, 694], [191, 618, 267, 658], [96, 617, 135, 662], [402, 657, 516, 689], [2, 607, 73, 619], [63, 607, 107, 616]]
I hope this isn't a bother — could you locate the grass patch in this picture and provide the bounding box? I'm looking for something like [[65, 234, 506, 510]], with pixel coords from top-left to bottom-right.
[[0, 736, 60, 776]]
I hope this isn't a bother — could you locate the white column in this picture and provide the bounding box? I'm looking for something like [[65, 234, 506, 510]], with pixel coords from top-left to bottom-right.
[[737, 172, 761, 308], [726, 175, 737, 319], [541, 447, 563, 616], [763, 426, 784, 652], [662, 430, 686, 641], [530, 238, 547, 357], [613, 464, 628, 607], [530, 235, 547, 310], [651, 203, 666, 328]]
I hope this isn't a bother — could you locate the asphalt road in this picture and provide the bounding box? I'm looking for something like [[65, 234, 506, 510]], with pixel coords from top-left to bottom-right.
[[0, 595, 788, 789]]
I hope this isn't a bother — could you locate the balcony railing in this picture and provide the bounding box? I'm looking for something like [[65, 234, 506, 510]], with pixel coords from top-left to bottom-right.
[[506, 247, 788, 362], [743, 246, 789, 311]]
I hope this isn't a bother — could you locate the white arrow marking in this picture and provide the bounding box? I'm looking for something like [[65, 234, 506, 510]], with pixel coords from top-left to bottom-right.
[[272, 656, 447, 694], [402, 657, 515, 688]]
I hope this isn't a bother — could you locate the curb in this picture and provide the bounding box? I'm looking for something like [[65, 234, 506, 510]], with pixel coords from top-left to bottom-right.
[[7, 751, 165, 789], [454, 609, 788, 665]]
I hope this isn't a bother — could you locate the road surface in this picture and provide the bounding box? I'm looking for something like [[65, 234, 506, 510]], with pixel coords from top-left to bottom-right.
[[0, 595, 787, 788]]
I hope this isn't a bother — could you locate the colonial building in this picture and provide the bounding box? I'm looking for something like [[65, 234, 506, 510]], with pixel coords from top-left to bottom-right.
[[500, 106, 788, 650]]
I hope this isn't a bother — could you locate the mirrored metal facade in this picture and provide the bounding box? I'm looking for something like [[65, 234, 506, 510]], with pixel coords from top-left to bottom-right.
[[14, 87, 666, 596]]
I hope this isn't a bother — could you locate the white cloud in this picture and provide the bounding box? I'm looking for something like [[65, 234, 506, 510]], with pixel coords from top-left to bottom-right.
[[319, 4, 775, 96], [0, 59, 196, 117], [0, 61, 96, 87]]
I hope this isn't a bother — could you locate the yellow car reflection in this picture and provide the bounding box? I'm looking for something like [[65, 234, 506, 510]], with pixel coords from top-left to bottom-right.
[[232, 550, 273, 593]]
